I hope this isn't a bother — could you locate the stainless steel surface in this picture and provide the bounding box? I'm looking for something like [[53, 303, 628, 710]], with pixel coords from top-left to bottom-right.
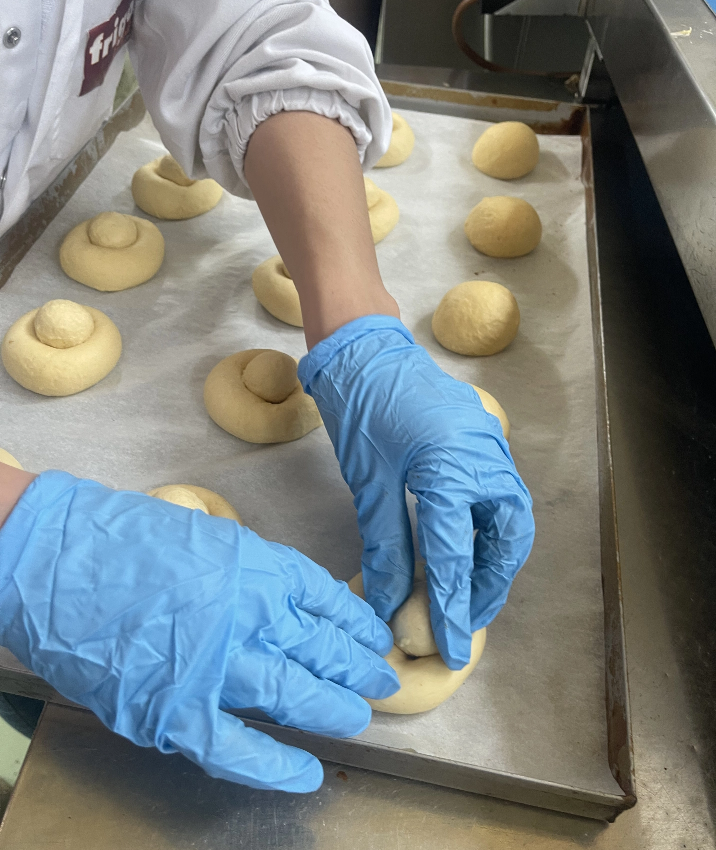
[[588, 0, 716, 347], [0, 85, 714, 850]]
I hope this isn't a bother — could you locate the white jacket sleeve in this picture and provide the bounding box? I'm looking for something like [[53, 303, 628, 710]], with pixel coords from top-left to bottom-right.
[[129, 0, 392, 198]]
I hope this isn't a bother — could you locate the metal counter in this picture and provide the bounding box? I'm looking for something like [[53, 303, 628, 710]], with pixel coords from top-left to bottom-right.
[[587, 0, 716, 348], [1, 88, 716, 846]]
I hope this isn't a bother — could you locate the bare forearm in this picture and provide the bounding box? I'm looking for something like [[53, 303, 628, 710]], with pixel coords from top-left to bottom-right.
[[244, 111, 399, 349], [0, 464, 36, 529]]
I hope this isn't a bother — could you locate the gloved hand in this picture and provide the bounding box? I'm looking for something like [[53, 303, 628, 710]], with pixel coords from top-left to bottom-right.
[[299, 316, 535, 670], [0, 471, 398, 792]]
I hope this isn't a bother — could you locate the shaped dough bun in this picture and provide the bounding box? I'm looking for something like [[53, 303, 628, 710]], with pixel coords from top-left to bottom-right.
[[131, 154, 223, 220], [204, 349, 322, 444], [471, 385, 510, 441], [0, 448, 23, 469], [472, 121, 539, 180], [364, 177, 399, 243], [149, 484, 242, 523], [350, 571, 486, 714], [60, 212, 165, 291], [375, 113, 415, 168], [432, 280, 520, 356], [252, 256, 303, 327], [465, 196, 541, 258], [1, 300, 122, 396]]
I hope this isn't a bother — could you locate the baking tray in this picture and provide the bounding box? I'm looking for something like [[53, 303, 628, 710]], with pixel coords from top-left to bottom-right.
[[0, 81, 634, 820]]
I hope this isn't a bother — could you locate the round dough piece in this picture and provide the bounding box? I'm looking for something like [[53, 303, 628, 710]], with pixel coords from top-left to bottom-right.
[[60, 212, 165, 291], [471, 385, 510, 441], [252, 256, 303, 327], [149, 484, 242, 523], [432, 280, 519, 356], [464, 196, 541, 258], [365, 177, 399, 243], [350, 572, 486, 714], [472, 121, 539, 180], [131, 154, 223, 220], [2, 301, 122, 396], [375, 113, 415, 168], [0, 448, 22, 469], [204, 349, 322, 444]]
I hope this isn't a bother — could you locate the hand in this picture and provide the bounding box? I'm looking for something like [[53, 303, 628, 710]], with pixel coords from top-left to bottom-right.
[[299, 316, 535, 670], [0, 471, 398, 792]]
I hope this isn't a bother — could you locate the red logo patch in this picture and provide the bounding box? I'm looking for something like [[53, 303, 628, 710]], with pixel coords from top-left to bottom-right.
[[80, 0, 134, 96]]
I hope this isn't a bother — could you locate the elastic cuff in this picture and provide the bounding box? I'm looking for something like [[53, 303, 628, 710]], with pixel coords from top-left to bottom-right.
[[297, 315, 414, 392], [0, 471, 79, 600], [202, 87, 372, 197]]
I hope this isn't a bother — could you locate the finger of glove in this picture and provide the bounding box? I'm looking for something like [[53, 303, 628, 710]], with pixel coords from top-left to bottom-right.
[[414, 491, 474, 670], [353, 482, 415, 624], [269, 601, 399, 699], [221, 643, 372, 737], [470, 494, 535, 631], [285, 544, 395, 657], [168, 710, 324, 793]]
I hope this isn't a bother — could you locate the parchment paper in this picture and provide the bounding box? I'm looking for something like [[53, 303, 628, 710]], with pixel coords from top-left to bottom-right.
[[0, 108, 621, 795]]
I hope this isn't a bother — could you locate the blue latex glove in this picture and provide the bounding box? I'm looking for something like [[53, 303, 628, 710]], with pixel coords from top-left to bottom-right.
[[299, 316, 535, 670], [0, 471, 399, 792]]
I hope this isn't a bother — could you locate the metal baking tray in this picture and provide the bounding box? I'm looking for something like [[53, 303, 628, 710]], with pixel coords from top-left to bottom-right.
[[0, 81, 634, 821]]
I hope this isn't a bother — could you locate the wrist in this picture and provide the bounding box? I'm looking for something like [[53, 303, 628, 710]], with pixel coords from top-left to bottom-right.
[[0, 463, 37, 530]]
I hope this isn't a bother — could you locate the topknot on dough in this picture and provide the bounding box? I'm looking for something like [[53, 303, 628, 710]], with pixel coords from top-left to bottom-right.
[[34, 300, 95, 349], [88, 212, 138, 249], [156, 155, 195, 187], [364, 177, 382, 209], [243, 350, 298, 403]]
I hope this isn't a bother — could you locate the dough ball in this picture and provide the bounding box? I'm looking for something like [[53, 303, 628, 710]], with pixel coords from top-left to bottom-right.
[[155, 154, 195, 187], [151, 485, 209, 513], [471, 385, 510, 440], [60, 212, 165, 291], [148, 483, 242, 523], [472, 121, 539, 180], [34, 300, 95, 349], [87, 211, 137, 249], [131, 155, 223, 220], [364, 177, 399, 243], [465, 196, 541, 258], [432, 280, 519, 356], [204, 349, 322, 444], [0, 448, 22, 470], [375, 113, 415, 168], [2, 303, 122, 396], [243, 350, 299, 403], [390, 581, 439, 657], [252, 255, 303, 327], [349, 572, 486, 715]]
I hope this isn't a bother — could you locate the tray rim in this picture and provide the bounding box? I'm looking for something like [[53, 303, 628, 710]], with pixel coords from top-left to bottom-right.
[[0, 78, 635, 822]]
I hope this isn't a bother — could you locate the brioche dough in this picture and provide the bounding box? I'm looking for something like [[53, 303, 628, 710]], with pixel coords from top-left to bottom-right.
[[131, 154, 223, 220], [350, 572, 486, 714], [375, 113, 415, 168], [465, 196, 541, 258], [0, 448, 22, 470], [472, 121, 539, 180], [252, 256, 303, 327], [149, 484, 242, 523], [433, 280, 519, 356], [472, 385, 510, 440], [2, 300, 122, 396], [204, 349, 321, 444], [60, 212, 165, 291], [365, 177, 399, 243]]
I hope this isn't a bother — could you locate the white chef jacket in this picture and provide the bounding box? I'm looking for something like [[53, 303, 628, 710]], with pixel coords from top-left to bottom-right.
[[0, 0, 391, 237]]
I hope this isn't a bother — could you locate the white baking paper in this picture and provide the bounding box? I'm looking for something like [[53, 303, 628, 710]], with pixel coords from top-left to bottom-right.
[[0, 107, 621, 795]]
